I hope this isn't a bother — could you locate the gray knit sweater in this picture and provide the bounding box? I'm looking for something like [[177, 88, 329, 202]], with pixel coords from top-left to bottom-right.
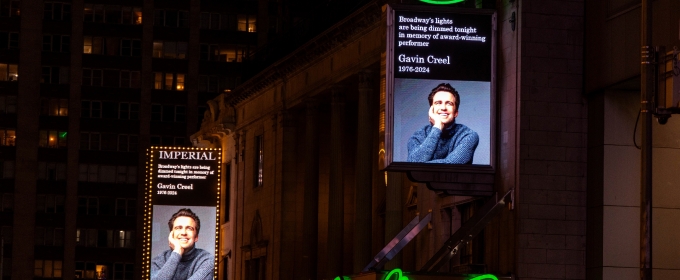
[[151, 247, 214, 280], [407, 123, 479, 164]]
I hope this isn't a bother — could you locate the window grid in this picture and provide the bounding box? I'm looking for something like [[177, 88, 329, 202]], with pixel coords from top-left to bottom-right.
[[0, 0, 20, 17], [0, 128, 15, 146], [39, 130, 68, 148], [34, 259, 63, 278], [43, 34, 70, 52], [0, 95, 17, 113], [0, 31, 19, 49], [153, 73, 185, 91], [44, 2, 71, 21], [40, 98, 69, 116], [41, 66, 69, 84], [84, 4, 142, 24]]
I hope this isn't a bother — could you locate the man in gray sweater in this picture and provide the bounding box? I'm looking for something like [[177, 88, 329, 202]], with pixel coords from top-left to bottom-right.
[[151, 208, 214, 280], [407, 83, 479, 164]]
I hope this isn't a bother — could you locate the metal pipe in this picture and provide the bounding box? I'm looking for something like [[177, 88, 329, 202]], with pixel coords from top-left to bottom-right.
[[640, 0, 653, 279]]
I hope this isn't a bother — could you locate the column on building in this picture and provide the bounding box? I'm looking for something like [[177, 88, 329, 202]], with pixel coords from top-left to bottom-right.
[[354, 70, 373, 272], [64, 1, 85, 279], [384, 172, 403, 270], [302, 97, 320, 279], [12, 0, 43, 279], [278, 109, 297, 279], [327, 86, 345, 277]]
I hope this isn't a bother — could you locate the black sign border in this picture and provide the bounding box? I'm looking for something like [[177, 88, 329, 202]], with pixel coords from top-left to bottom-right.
[[142, 146, 222, 280], [383, 4, 497, 174]]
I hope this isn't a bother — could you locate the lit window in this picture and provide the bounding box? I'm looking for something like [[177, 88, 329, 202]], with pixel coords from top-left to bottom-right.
[[152, 41, 162, 57], [121, 7, 142, 24], [154, 72, 162, 90], [154, 72, 185, 91], [254, 134, 263, 188], [154, 41, 187, 59], [176, 74, 184, 90], [0, 129, 15, 146], [83, 36, 103, 54], [238, 15, 256, 32], [35, 260, 63, 278], [164, 73, 173, 90], [39, 130, 68, 148], [40, 98, 68, 116], [0, 63, 18, 81]]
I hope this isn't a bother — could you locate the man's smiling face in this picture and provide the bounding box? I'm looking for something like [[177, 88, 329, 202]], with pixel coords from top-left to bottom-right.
[[172, 216, 199, 249], [431, 91, 458, 127]]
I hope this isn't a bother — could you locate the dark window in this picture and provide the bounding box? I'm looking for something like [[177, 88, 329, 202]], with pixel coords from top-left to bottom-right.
[[0, 32, 19, 49], [245, 257, 266, 280], [42, 66, 69, 84], [44, 2, 71, 20], [80, 132, 101, 150], [77, 197, 99, 215], [113, 263, 134, 280], [0, 0, 20, 17], [105, 8, 121, 24], [119, 103, 139, 120], [37, 194, 65, 213], [115, 198, 136, 216], [103, 69, 119, 87], [155, 10, 188, 27], [118, 134, 138, 152], [102, 101, 117, 119], [1, 193, 13, 212], [81, 101, 102, 118], [121, 39, 141, 56], [42, 35, 71, 52]]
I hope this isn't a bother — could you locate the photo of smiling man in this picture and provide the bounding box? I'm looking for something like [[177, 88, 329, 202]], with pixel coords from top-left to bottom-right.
[[407, 83, 479, 164], [151, 208, 214, 280]]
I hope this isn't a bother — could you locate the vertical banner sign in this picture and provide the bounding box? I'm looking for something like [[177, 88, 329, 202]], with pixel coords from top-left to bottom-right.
[[385, 4, 496, 170], [143, 147, 221, 280]]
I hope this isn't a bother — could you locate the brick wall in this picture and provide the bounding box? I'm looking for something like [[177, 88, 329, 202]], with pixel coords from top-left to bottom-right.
[[517, 1, 586, 279]]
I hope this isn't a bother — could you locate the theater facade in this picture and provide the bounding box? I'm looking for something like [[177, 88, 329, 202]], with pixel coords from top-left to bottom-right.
[[191, 0, 680, 279]]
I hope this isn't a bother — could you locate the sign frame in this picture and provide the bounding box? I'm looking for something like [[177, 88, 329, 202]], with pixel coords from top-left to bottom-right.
[[142, 146, 222, 280], [383, 4, 497, 176]]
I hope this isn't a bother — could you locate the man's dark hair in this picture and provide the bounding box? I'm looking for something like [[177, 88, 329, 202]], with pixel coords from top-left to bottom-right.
[[168, 208, 201, 236], [427, 83, 460, 109]]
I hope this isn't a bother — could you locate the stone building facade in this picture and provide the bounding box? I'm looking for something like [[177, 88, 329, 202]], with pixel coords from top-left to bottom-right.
[[191, 0, 590, 279]]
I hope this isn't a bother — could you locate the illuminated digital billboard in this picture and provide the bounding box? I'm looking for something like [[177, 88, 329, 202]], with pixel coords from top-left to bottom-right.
[[384, 4, 496, 171], [143, 147, 221, 280]]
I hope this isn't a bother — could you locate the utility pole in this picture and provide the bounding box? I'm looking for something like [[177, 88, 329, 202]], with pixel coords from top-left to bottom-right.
[[640, 0, 653, 279]]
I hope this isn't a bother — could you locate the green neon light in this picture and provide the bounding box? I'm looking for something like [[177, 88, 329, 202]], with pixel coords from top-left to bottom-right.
[[334, 269, 498, 280], [419, 0, 465, 4], [384, 268, 409, 280], [468, 274, 499, 280], [59, 132, 67, 138]]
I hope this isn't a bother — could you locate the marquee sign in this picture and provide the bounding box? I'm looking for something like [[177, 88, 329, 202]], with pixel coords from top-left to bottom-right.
[[142, 147, 222, 280]]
